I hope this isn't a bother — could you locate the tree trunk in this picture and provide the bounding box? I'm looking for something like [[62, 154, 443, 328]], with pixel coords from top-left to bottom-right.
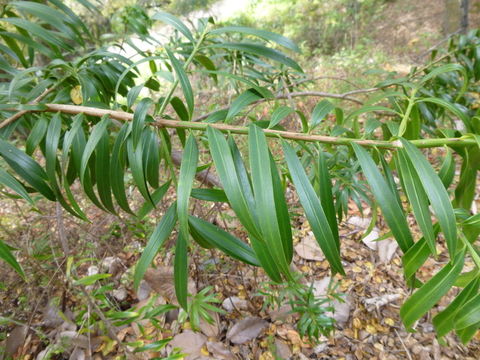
[[461, 0, 469, 34]]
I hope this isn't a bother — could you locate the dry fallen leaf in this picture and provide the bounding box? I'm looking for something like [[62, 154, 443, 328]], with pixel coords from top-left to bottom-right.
[[144, 267, 196, 305], [361, 228, 379, 250], [274, 338, 292, 359], [206, 341, 236, 360], [294, 233, 324, 261], [199, 311, 220, 338], [347, 216, 371, 228], [169, 330, 207, 360], [226, 317, 268, 344], [377, 238, 398, 262], [5, 325, 28, 359]]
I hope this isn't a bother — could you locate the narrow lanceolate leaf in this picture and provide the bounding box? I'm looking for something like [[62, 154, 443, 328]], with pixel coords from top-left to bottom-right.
[[0, 138, 55, 201], [399, 138, 457, 257], [174, 231, 189, 310], [127, 138, 152, 204], [317, 151, 339, 247], [177, 134, 198, 237], [400, 251, 464, 329], [151, 12, 195, 43], [45, 114, 85, 219], [166, 49, 194, 119], [396, 150, 436, 254], [269, 106, 294, 129], [311, 100, 334, 129], [132, 98, 152, 149], [95, 131, 115, 213], [433, 278, 480, 337], [79, 115, 110, 184], [137, 181, 171, 220], [0, 239, 25, 279], [206, 127, 259, 238], [226, 89, 263, 123], [208, 43, 303, 72], [209, 26, 300, 53], [208, 127, 280, 281], [0, 168, 33, 205], [438, 147, 455, 189], [402, 224, 439, 279], [250, 125, 291, 277], [188, 216, 260, 266], [26, 116, 48, 155], [455, 293, 480, 331], [269, 152, 293, 263], [134, 203, 177, 289], [283, 141, 344, 275], [352, 143, 413, 253]]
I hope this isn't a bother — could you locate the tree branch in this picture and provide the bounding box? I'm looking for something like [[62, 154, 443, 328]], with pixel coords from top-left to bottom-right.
[[37, 103, 476, 149]]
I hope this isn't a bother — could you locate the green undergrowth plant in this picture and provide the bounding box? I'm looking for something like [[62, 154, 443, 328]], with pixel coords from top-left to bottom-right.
[[1, 0, 480, 346], [257, 274, 344, 341]]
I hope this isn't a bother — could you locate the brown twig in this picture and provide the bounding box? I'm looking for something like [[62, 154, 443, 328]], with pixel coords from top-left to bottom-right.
[[0, 85, 58, 130], [34, 103, 476, 149]]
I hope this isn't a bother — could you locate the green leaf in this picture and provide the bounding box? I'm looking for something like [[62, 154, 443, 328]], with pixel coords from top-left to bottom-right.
[[110, 122, 134, 214], [177, 134, 198, 238], [269, 151, 293, 263], [433, 278, 480, 337], [206, 127, 259, 237], [416, 97, 471, 131], [438, 147, 455, 189], [400, 251, 464, 329], [250, 126, 291, 277], [282, 141, 344, 275], [132, 98, 152, 149], [352, 143, 413, 252], [399, 138, 457, 258], [166, 49, 194, 119], [207, 127, 280, 281], [396, 150, 436, 254], [209, 26, 300, 52], [311, 100, 334, 129], [0, 239, 25, 279], [174, 231, 189, 310], [188, 216, 260, 266], [0, 138, 55, 201], [317, 150, 339, 246], [74, 273, 111, 286], [79, 116, 110, 184], [0, 168, 34, 205], [419, 64, 468, 99], [455, 293, 480, 330], [226, 89, 262, 123], [269, 106, 294, 129], [127, 137, 152, 204], [152, 12, 194, 43], [26, 116, 48, 155], [208, 42, 302, 72], [190, 188, 228, 203], [134, 203, 177, 289], [194, 54, 217, 83], [137, 181, 171, 220], [402, 225, 439, 279]]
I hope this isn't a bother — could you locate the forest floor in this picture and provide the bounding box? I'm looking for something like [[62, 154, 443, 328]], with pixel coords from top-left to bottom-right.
[[2, 0, 480, 359]]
